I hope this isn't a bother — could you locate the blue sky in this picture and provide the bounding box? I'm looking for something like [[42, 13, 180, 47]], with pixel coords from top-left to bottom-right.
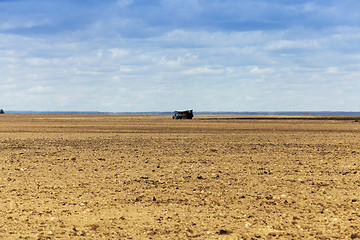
[[1, 0, 360, 112]]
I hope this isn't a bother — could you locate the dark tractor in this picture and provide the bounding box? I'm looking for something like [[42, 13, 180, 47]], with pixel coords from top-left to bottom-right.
[[172, 110, 194, 119]]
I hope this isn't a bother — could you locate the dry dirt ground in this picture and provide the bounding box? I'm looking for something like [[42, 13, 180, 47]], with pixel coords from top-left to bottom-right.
[[1, 114, 360, 239]]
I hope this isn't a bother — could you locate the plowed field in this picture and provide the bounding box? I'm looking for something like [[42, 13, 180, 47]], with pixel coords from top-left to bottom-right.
[[1, 114, 360, 239]]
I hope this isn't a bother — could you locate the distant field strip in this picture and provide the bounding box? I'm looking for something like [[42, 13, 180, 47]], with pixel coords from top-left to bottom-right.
[[197, 116, 360, 121]]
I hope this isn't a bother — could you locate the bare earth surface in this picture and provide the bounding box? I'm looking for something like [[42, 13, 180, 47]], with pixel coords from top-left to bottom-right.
[[1, 114, 360, 239]]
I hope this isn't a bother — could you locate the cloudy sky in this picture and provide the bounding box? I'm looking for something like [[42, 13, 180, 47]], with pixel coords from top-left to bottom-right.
[[1, 0, 360, 112]]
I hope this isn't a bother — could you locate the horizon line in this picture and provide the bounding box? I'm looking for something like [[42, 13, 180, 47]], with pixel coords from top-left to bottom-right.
[[3, 110, 360, 115]]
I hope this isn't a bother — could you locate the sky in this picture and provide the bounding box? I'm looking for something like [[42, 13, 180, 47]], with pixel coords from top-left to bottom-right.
[[1, 0, 360, 112]]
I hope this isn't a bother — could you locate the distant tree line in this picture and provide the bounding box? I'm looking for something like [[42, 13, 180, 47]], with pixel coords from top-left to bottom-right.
[[0, 109, 4, 114]]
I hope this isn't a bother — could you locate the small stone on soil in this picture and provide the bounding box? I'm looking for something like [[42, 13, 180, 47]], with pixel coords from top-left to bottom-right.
[[218, 229, 231, 235]]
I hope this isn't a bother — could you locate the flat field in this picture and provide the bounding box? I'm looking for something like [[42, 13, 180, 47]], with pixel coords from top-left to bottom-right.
[[1, 114, 360, 239]]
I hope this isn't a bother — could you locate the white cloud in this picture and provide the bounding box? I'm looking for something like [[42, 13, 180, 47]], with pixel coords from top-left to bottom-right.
[[74, 68, 101, 76], [27, 86, 53, 94], [157, 53, 198, 68], [25, 58, 63, 66], [108, 48, 129, 58], [0, 19, 48, 31], [116, 0, 133, 7], [181, 66, 224, 75], [245, 96, 256, 101], [265, 40, 320, 51], [0, 84, 17, 90], [325, 67, 339, 74], [250, 66, 275, 74]]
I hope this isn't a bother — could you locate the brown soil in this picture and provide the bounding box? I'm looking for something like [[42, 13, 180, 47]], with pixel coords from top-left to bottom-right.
[[1, 114, 360, 239]]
